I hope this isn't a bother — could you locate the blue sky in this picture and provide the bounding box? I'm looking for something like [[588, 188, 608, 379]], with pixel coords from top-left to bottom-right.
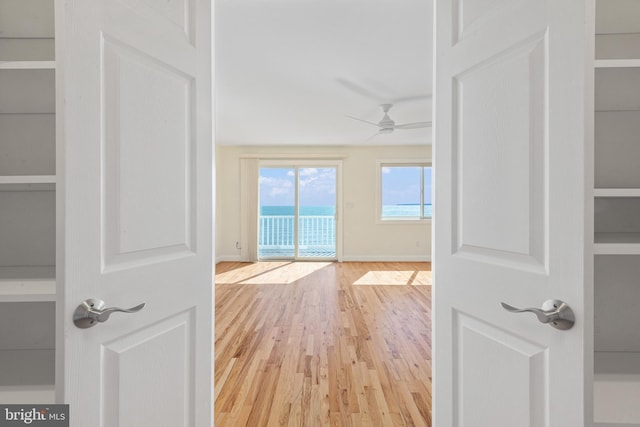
[[381, 166, 432, 205], [259, 167, 336, 206], [259, 166, 432, 207]]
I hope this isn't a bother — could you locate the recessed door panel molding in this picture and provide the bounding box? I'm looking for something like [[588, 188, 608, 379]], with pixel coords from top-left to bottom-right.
[[101, 309, 195, 426], [452, 0, 527, 44], [452, 34, 547, 273], [113, 0, 195, 45], [101, 36, 196, 272], [454, 310, 547, 426]]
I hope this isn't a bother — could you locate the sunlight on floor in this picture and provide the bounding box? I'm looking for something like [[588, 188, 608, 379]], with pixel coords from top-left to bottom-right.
[[215, 261, 332, 285], [353, 270, 432, 286]]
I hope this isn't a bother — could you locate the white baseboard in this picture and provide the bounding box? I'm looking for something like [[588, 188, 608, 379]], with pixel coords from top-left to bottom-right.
[[215, 255, 244, 264], [341, 255, 431, 262], [216, 254, 431, 264]]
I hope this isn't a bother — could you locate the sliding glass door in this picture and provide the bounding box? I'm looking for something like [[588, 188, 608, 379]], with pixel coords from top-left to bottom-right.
[[258, 167, 296, 258], [258, 164, 338, 260], [297, 167, 336, 258]]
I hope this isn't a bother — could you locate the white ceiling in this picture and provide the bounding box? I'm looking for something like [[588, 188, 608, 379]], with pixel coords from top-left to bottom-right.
[[214, 0, 433, 146]]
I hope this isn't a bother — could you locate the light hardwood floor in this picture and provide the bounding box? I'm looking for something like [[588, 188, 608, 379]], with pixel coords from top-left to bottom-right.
[[214, 261, 432, 426]]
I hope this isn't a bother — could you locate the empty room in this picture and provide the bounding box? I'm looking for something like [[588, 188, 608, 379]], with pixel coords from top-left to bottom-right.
[[213, 0, 433, 425]]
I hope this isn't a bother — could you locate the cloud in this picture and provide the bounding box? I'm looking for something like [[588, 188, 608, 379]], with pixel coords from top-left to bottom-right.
[[269, 187, 291, 197], [382, 167, 392, 174], [259, 176, 294, 201], [299, 168, 334, 189], [260, 167, 337, 205], [259, 176, 293, 187]]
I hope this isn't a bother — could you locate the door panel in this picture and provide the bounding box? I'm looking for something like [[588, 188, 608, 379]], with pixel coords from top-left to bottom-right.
[[102, 310, 194, 426], [455, 312, 546, 426], [258, 167, 296, 259], [297, 167, 336, 258], [102, 38, 196, 268], [58, 0, 212, 425], [434, 0, 591, 425], [453, 35, 546, 270]]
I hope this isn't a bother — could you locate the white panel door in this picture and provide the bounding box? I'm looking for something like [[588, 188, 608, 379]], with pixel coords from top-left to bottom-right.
[[433, 0, 592, 425], [56, 0, 212, 425]]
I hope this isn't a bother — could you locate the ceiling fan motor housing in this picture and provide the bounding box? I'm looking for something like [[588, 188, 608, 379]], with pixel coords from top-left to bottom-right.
[[378, 114, 395, 129], [346, 102, 431, 138]]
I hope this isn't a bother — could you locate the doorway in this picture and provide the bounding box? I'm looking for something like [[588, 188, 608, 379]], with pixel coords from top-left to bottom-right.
[[258, 161, 340, 260]]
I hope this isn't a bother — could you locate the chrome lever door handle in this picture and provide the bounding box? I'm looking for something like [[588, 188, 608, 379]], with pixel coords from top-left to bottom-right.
[[500, 299, 574, 330], [73, 298, 146, 329], [500, 303, 557, 323]]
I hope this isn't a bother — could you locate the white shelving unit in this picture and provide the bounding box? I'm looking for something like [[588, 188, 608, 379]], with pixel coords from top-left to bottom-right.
[[0, 0, 56, 404], [593, 1, 640, 425]]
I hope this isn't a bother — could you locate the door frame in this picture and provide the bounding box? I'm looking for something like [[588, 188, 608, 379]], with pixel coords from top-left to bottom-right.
[[258, 159, 343, 261]]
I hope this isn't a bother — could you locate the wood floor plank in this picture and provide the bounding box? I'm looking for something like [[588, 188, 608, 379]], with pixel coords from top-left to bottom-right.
[[215, 261, 432, 426]]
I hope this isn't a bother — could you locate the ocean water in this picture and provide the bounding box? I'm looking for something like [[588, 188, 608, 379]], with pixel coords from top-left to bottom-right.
[[261, 206, 335, 216], [382, 204, 433, 218], [260, 205, 433, 217]]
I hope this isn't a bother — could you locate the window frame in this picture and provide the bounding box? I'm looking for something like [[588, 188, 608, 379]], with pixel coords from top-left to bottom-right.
[[376, 159, 432, 224]]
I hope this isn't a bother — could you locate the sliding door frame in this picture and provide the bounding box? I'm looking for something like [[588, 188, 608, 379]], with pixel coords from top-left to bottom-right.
[[258, 159, 343, 261]]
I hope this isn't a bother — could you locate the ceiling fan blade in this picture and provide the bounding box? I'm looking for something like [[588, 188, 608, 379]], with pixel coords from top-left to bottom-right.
[[394, 121, 432, 129], [364, 132, 381, 142], [336, 78, 385, 101], [392, 94, 433, 104], [337, 78, 432, 106], [346, 115, 381, 127]]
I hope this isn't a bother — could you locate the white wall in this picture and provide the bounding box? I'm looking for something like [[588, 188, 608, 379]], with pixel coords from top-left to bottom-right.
[[215, 144, 431, 262]]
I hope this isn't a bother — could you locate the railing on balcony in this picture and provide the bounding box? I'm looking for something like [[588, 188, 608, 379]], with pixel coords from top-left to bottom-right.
[[258, 215, 336, 258]]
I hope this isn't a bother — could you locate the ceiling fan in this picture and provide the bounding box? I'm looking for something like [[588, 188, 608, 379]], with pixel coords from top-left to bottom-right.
[[336, 78, 432, 104], [347, 104, 432, 137]]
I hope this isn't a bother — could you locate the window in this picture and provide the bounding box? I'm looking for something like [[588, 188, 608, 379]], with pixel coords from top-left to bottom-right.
[[379, 162, 432, 220]]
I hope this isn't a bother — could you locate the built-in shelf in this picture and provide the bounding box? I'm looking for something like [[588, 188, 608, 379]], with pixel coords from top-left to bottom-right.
[[594, 1, 640, 425], [0, 266, 55, 302], [1, 0, 58, 406], [0, 385, 55, 404], [0, 266, 56, 302], [0, 175, 56, 185], [0, 282, 55, 302], [594, 233, 640, 254], [0, 61, 55, 70], [595, 188, 640, 197], [595, 59, 640, 68], [0, 183, 55, 193]]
